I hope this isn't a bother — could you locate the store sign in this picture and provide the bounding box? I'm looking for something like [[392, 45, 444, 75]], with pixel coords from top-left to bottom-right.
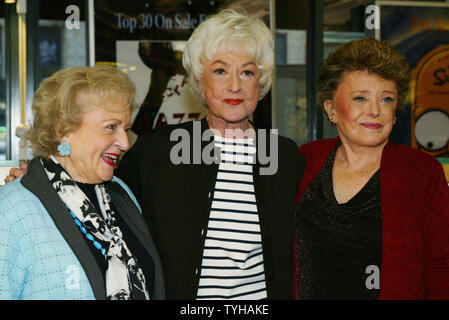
[[115, 12, 208, 33], [377, 1, 449, 157], [411, 45, 449, 157]]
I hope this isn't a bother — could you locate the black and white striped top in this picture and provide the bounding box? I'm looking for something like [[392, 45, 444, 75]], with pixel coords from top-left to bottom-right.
[[196, 135, 267, 300]]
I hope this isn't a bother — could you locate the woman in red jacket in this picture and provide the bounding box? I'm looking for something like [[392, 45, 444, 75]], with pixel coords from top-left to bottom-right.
[[294, 38, 449, 299]]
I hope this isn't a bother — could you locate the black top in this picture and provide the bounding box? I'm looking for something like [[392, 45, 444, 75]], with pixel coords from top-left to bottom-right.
[[75, 181, 155, 299], [295, 145, 382, 300]]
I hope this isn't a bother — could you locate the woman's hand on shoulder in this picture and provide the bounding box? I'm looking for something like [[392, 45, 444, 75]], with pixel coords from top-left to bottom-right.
[[3, 161, 28, 184]]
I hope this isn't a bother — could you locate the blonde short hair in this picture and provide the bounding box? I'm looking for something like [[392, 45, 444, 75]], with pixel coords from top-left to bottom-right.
[[182, 8, 274, 103], [317, 38, 411, 111], [27, 65, 135, 158]]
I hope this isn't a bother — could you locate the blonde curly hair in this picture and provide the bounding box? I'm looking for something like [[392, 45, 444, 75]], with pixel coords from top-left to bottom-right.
[[26, 65, 135, 158]]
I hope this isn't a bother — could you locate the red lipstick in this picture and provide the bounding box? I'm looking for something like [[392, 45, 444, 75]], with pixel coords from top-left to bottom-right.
[[224, 99, 243, 105], [101, 152, 120, 167], [361, 123, 383, 129]]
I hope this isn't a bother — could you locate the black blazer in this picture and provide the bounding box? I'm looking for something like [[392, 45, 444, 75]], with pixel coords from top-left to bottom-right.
[[21, 158, 166, 300], [116, 118, 305, 299]]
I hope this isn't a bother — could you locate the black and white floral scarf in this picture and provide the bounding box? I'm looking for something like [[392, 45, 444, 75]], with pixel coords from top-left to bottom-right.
[[41, 156, 150, 300]]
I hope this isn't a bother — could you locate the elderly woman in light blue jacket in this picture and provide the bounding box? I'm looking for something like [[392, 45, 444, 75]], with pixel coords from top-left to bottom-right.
[[0, 65, 164, 300]]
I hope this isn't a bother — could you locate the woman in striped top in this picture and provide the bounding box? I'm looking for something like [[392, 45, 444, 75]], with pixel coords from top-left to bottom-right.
[[183, 9, 274, 300], [179, 8, 304, 299]]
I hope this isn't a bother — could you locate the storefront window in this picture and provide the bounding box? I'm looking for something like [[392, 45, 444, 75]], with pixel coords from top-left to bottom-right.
[[275, 1, 308, 147], [37, 0, 86, 84], [0, 4, 6, 160]]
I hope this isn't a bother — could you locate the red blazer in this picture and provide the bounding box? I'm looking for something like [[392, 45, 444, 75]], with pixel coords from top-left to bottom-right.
[[294, 137, 449, 299]]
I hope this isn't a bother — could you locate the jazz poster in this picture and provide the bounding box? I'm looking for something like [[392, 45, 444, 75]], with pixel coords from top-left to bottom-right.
[[90, 0, 271, 147], [376, 1, 449, 158]]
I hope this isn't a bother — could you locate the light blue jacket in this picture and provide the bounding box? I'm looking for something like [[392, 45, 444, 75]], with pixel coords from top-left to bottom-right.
[[0, 158, 165, 300]]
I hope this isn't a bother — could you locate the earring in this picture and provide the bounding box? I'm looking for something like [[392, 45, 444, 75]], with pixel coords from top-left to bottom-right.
[[393, 117, 397, 125], [329, 114, 336, 127], [57, 141, 71, 157]]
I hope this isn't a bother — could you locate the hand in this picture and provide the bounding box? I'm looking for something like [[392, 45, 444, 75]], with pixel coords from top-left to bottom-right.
[[4, 160, 28, 184]]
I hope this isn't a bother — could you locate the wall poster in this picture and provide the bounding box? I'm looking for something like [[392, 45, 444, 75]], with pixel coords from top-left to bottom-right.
[[377, 1, 449, 158], [91, 0, 272, 147]]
